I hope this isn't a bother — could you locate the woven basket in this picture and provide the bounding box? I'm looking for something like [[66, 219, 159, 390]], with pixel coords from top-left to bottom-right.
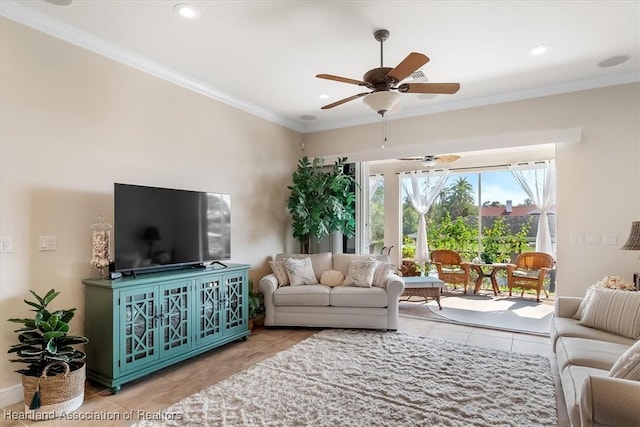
[[22, 361, 85, 419]]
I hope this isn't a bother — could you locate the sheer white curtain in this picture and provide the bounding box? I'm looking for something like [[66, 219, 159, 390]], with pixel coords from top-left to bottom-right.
[[509, 160, 556, 257], [400, 169, 450, 265]]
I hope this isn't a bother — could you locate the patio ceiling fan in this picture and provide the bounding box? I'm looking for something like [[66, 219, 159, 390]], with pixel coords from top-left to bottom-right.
[[316, 29, 460, 115], [397, 154, 461, 167]]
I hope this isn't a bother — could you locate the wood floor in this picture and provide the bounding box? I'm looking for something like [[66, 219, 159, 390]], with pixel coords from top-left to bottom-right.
[[2, 317, 569, 426]]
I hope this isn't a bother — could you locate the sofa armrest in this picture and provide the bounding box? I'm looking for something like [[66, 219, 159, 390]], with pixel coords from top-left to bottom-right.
[[259, 274, 278, 325], [554, 296, 583, 319], [385, 274, 405, 297], [580, 375, 640, 427]]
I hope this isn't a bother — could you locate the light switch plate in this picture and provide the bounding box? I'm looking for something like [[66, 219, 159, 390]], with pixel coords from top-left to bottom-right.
[[1, 237, 13, 252], [39, 236, 56, 251]]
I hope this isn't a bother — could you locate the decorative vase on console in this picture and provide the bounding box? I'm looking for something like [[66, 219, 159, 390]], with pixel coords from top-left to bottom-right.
[[90, 215, 112, 279]]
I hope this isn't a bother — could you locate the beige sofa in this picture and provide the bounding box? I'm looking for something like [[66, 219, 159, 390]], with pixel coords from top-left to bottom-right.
[[551, 296, 640, 427], [259, 252, 405, 330]]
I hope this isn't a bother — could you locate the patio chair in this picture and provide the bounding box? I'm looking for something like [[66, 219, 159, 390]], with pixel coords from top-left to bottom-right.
[[506, 252, 555, 302], [430, 250, 472, 293]]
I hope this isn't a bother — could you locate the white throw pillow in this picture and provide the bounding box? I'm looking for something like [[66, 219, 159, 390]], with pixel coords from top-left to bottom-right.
[[609, 340, 640, 380], [284, 257, 318, 286], [269, 260, 290, 287], [580, 287, 640, 339], [372, 263, 394, 288], [573, 286, 596, 320], [343, 260, 379, 288], [320, 270, 344, 287]]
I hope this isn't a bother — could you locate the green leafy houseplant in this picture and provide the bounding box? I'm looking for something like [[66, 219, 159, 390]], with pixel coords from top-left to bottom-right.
[[287, 156, 357, 253], [8, 289, 88, 377]]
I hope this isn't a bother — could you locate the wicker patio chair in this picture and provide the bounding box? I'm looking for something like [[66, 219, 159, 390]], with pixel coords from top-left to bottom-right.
[[506, 252, 555, 302], [430, 249, 472, 293]]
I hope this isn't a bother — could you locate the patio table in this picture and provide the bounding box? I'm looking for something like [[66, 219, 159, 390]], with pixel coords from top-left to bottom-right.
[[470, 263, 508, 295]]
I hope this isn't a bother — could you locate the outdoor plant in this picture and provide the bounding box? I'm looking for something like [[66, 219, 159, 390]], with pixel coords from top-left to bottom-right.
[[287, 156, 357, 253], [7, 289, 88, 378]]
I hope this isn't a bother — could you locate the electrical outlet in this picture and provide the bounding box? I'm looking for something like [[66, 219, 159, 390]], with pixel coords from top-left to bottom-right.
[[0, 236, 13, 252]]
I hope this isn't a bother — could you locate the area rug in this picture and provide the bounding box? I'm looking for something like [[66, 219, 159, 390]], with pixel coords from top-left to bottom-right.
[[134, 329, 557, 427], [400, 293, 554, 336]]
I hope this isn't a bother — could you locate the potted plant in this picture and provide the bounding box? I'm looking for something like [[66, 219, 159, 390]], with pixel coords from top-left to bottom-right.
[[247, 280, 263, 330], [287, 156, 357, 254], [7, 289, 88, 417]]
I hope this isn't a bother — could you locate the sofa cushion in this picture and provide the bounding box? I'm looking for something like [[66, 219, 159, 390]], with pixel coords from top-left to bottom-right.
[[284, 257, 318, 286], [276, 252, 333, 282], [320, 270, 344, 287], [343, 260, 379, 287], [332, 254, 391, 277], [272, 284, 330, 306], [609, 339, 640, 380], [372, 263, 394, 288], [573, 286, 595, 320], [580, 287, 640, 339], [556, 336, 631, 371], [269, 260, 290, 286], [551, 317, 637, 350], [329, 286, 388, 308], [560, 365, 609, 427]]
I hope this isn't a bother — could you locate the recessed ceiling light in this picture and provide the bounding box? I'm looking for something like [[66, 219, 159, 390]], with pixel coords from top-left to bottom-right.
[[299, 115, 316, 121], [530, 45, 549, 56], [598, 55, 630, 68], [173, 3, 201, 19], [318, 94, 330, 100]]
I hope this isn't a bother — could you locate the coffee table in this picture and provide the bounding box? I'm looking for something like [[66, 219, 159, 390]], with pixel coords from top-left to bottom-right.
[[402, 276, 445, 310]]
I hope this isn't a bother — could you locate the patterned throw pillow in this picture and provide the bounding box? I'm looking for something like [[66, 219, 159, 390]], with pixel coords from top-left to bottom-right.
[[284, 257, 318, 286], [269, 260, 290, 287], [372, 263, 394, 288], [580, 287, 640, 339], [343, 260, 379, 288], [609, 340, 640, 380]]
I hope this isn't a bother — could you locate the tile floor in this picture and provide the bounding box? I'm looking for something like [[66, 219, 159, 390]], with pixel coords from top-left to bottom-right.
[[2, 317, 568, 426]]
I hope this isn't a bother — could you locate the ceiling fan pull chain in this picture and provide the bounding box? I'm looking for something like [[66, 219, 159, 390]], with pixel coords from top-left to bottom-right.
[[381, 114, 387, 149]]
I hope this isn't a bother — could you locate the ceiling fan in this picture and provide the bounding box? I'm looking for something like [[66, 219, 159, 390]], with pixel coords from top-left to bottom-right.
[[398, 154, 461, 167], [316, 29, 460, 114]]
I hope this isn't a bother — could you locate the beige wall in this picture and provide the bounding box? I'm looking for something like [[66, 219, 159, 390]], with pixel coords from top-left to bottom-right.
[[0, 18, 300, 396], [303, 84, 640, 298]]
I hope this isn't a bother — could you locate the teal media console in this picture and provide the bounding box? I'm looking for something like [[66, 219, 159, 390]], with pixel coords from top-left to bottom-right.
[[82, 264, 250, 393]]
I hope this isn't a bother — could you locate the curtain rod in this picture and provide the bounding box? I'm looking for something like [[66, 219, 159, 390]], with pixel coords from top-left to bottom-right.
[[391, 160, 550, 175]]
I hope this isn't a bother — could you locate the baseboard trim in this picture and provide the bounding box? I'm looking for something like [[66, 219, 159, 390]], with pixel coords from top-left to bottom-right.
[[0, 383, 23, 408]]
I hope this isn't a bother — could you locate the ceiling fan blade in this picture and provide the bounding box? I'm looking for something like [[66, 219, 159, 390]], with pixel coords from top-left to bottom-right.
[[397, 157, 424, 161], [316, 74, 368, 86], [398, 82, 461, 94], [320, 92, 370, 109], [386, 52, 429, 82], [436, 155, 461, 163]]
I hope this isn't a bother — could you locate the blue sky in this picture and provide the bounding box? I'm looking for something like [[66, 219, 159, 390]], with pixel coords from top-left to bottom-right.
[[446, 170, 528, 206]]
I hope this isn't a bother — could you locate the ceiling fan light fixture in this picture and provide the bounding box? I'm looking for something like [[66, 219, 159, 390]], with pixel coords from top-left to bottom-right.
[[363, 91, 401, 115], [173, 3, 201, 19]]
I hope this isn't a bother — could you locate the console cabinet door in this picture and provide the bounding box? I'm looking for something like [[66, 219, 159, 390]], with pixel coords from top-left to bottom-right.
[[119, 285, 158, 372], [223, 271, 247, 336], [195, 275, 223, 345], [157, 280, 192, 359]]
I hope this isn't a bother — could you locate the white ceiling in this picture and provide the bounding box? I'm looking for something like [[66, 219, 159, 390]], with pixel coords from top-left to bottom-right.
[[2, 0, 639, 134]]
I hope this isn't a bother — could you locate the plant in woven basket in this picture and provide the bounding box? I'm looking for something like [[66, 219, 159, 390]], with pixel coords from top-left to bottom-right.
[[7, 289, 88, 411]]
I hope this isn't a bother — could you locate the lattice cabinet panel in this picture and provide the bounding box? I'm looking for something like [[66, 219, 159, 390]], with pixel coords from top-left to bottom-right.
[[83, 264, 249, 394]]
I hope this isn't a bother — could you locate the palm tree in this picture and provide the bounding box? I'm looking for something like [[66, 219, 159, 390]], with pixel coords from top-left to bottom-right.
[[444, 177, 475, 219]]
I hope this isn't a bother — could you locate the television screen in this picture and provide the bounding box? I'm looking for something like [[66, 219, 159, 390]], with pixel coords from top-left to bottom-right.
[[114, 183, 231, 273]]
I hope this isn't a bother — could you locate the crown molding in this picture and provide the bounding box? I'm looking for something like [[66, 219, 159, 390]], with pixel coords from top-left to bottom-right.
[[0, 0, 304, 133]]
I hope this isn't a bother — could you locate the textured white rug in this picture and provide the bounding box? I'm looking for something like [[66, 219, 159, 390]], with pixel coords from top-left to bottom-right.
[[135, 329, 557, 427]]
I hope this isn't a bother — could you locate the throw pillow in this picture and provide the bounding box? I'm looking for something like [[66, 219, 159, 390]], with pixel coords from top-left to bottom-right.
[[320, 270, 344, 287], [573, 286, 596, 320], [609, 340, 640, 381], [343, 260, 379, 288], [372, 263, 394, 288], [580, 287, 640, 339], [284, 257, 318, 286], [269, 260, 290, 287]]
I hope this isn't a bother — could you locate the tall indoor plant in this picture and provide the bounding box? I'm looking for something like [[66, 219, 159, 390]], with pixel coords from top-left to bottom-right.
[[7, 289, 88, 415], [287, 156, 357, 254]]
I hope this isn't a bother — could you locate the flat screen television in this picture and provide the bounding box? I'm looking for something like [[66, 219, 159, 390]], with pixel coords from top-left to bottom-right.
[[114, 183, 231, 274]]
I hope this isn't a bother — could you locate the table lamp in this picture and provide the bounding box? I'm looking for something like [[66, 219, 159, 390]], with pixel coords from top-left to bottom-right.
[[621, 221, 640, 253]]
